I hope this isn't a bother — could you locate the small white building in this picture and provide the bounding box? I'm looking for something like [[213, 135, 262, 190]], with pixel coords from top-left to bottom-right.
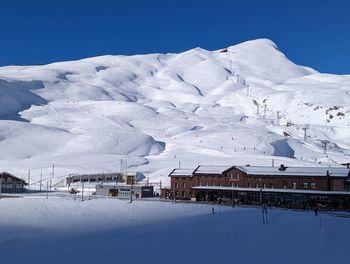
[[95, 183, 154, 199]]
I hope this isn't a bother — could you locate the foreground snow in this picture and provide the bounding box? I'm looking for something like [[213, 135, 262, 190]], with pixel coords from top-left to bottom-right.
[[0, 197, 349, 264]]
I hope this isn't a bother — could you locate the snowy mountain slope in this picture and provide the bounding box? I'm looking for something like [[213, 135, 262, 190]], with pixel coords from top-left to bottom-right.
[[0, 38, 349, 184]]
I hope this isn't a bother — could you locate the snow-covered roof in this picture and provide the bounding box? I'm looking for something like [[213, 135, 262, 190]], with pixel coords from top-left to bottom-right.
[[169, 168, 194, 177], [236, 166, 350, 178], [193, 165, 232, 175], [0, 172, 25, 182], [97, 182, 149, 188]]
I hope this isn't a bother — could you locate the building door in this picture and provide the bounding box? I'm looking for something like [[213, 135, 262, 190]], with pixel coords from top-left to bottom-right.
[[109, 189, 118, 197]]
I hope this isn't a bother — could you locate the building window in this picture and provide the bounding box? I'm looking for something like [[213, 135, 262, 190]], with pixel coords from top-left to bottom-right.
[[292, 182, 296, 189], [283, 181, 287, 189], [247, 182, 250, 188], [303, 182, 309, 189], [183, 182, 186, 188], [182, 191, 185, 197], [212, 182, 215, 186], [175, 183, 178, 188], [230, 172, 233, 178], [263, 183, 266, 188], [255, 183, 259, 188], [205, 182, 208, 186], [311, 182, 316, 189], [219, 182, 221, 186], [236, 173, 240, 179]]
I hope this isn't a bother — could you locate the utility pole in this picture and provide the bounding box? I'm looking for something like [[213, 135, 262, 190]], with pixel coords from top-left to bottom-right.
[[160, 174, 162, 197], [302, 125, 309, 141], [81, 180, 84, 202], [27, 169, 31, 187], [49, 178, 52, 192], [46, 181, 49, 199], [130, 177, 133, 204], [276, 111, 281, 125], [40, 170, 42, 191], [52, 163, 55, 179], [0, 178, 2, 199], [120, 159, 123, 174], [178, 160, 181, 169]]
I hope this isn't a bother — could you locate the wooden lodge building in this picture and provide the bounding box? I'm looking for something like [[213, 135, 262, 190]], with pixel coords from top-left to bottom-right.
[[0, 172, 26, 193], [163, 164, 350, 210]]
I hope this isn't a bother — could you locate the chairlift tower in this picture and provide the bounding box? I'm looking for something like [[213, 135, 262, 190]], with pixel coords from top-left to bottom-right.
[[220, 48, 235, 78], [302, 124, 310, 141], [276, 111, 281, 125], [321, 140, 330, 155], [263, 105, 267, 119]]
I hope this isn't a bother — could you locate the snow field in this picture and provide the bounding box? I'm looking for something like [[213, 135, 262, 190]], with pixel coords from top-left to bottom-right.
[[0, 198, 349, 264]]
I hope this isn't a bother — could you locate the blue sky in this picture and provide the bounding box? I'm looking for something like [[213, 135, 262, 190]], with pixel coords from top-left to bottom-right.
[[0, 0, 349, 74]]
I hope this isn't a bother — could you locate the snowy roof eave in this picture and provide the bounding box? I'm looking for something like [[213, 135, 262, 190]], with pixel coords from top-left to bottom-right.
[[236, 166, 350, 178], [192, 165, 233, 175]]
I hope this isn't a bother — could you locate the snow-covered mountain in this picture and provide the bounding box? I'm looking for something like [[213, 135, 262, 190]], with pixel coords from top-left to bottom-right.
[[0, 39, 349, 184]]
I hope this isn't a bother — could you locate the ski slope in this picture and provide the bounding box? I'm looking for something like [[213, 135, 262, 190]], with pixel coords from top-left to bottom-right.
[[0, 39, 349, 185]]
